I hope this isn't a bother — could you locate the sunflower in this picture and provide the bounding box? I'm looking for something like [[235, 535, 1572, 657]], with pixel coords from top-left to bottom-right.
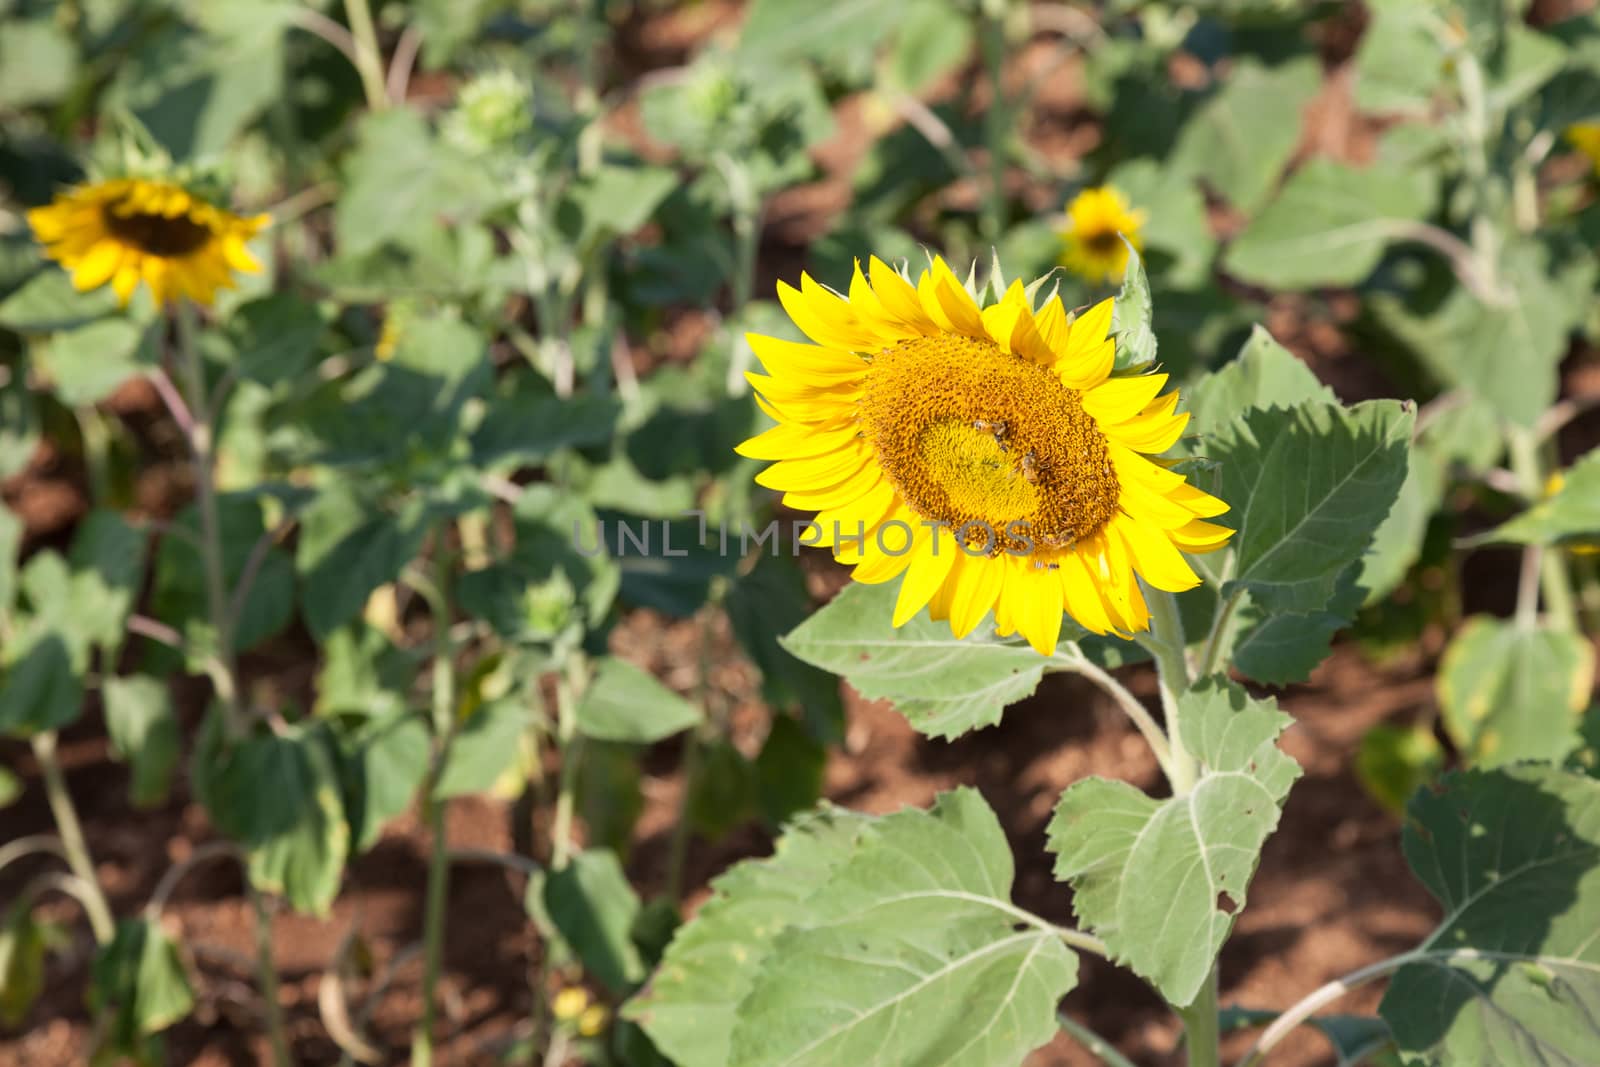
[[27, 177, 270, 308], [736, 256, 1232, 656], [1567, 123, 1600, 176], [1060, 186, 1145, 284]]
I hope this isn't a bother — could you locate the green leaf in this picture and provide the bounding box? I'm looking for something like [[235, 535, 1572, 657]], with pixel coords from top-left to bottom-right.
[[1106, 158, 1215, 288], [0, 901, 61, 1027], [724, 554, 844, 744], [625, 807, 869, 1067], [0, 18, 77, 107], [577, 741, 645, 859], [1214, 399, 1414, 614], [780, 581, 1057, 739], [1230, 564, 1367, 686], [338, 712, 430, 853], [1170, 57, 1321, 215], [296, 492, 428, 642], [1049, 679, 1301, 1006], [1223, 160, 1435, 289], [0, 634, 82, 737], [66, 510, 145, 650], [754, 715, 826, 827], [544, 849, 647, 995], [313, 623, 415, 720], [38, 319, 152, 406], [1111, 241, 1157, 371], [433, 699, 527, 800], [149, 495, 294, 658], [1437, 616, 1595, 767], [103, 676, 179, 809], [1182, 325, 1334, 438], [0, 268, 118, 332], [1381, 765, 1600, 1064], [90, 919, 195, 1045], [730, 789, 1078, 1067], [883, 0, 972, 94], [737, 0, 900, 80], [1353, 1, 1446, 112], [1481, 448, 1600, 548], [0, 372, 38, 481], [1369, 240, 1594, 428], [1355, 723, 1446, 816], [686, 740, 757, 841], [226, 294, 326, 386], [470, 390, 622, 468], [193, 720, 350, 915], [575, 658, 701, 744]]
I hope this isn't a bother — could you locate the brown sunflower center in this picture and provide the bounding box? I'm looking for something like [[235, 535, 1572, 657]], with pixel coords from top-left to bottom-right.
[[1081, 227, 1123, 256], [858, 332, 1119, 554], [101, 204, 212, 257]]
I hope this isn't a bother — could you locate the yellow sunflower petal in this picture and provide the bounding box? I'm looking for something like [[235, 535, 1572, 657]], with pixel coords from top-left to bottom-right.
[[1112, 513, 1200, 593], [1083, 373, 1170, 424], [868, 255, 935, 333], [1012, 562, 1065, 656], [892, 523, 959, 626], [748, 333, 869, 384]]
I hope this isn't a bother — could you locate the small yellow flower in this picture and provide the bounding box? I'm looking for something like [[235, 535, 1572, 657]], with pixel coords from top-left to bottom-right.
[[375, 303, 411, 362], [27, 177, 269, 308], [1060, 186, 1146, 285], [577, 1003, 609, 1038], [737, 255, 1233, 656], [552, 987, 589, 1021], [1567, 123, 1600, 176]]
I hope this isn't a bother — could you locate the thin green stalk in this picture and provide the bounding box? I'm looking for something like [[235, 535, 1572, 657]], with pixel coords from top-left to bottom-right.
[[172, 304, 244, 733], [1144, 590, 1219, 1067], [30, 733, 114, 944], [978, 0, 1011, 242], [414, 554, 457, 1067], [341, 0, 389, 110], [718, 155, 763, 396], [246, 875, 295, 1067], [74, 406, 113, 506], [1506, 427, 1578, 630], [1058, 1011, 1139, 1067], [550, 653, 586, 871]]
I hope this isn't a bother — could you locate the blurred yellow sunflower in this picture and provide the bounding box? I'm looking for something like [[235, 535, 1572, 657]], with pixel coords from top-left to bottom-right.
[[737, 256, 1232, 656], [1060, 186, 1145, 284], [1567, 123, 1600, 176], [27, 177, 269, 308]]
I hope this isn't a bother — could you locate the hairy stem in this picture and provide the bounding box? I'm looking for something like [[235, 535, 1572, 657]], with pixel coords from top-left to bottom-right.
[[341, 0, 390, 110], [247, 874, 295, 1067], [1145, 590, 1220, 1067], [172, 304, 244, 733], [414, 553, 457, 1067], [31, 733, 114, 944], [1237, 951, 1419, 1067], [550, 654, 585, 871], [1059, 652, 1175, 784], [1506, 426, 1578, 630]]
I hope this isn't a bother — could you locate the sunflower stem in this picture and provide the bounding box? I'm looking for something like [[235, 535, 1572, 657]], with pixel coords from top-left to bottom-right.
[[551, 653, 586, 871], [31, 733, 115, 945], [412, 550, 457, 1067], [342, 0, 390, 111], [978, 0, 1012, 242], [247, 875, 296, 1067], [172, 303, 246, 737], [1144, 589, 1221, 1067]]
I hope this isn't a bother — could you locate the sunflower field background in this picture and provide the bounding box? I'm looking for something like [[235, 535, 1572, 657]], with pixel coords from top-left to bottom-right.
[[2, 1, 1600, 1065]]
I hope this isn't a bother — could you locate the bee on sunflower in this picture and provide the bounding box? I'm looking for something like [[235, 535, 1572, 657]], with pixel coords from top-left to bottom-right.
[[26, 175, 269, 308], [1059, 186, 1146, 285], [737, 256, 1232, 657]]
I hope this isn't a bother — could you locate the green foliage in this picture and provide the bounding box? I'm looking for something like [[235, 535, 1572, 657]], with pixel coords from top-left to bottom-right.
[[544, 849, 647, 995], [1050, 679, 1300, 1006], [89, 919, 195, 1060], [576, 657, 701, 744], [1437, 616, 1595, 767], [1381, 765, 1600, 1063]]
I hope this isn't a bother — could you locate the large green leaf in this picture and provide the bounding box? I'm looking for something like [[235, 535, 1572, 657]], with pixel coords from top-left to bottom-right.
[[1170, 57, 1321, 215], [1106, 159, 1214, 288], [89, 919, 195, 1052], [1381, 765, 1600, 1064], [194, 719, 350, 915], [37, 319, 152, 406], [103, 676, 180, 809], [337, 711, 430, 853], [1213, 399, 1414, 613], [296, 491, 429, 642], [433, 699, 528, 799], [0, 18, 77, 107], [1049, 679, 1301, 1006], [544, 849, 646, 995], [1353, 0, 1446, 112], [1481, 448, 1600, 548], [1182, 325, 1334, 439], [730, 789, 1078, 1067], [1223, 160, 1435, 289], [1369, 241, 1594, 428], [625, 807, 868, 1066], [1437, 616, 1595, 767], [781, 582, 1059, 739], [575, 657, 701, 744]]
